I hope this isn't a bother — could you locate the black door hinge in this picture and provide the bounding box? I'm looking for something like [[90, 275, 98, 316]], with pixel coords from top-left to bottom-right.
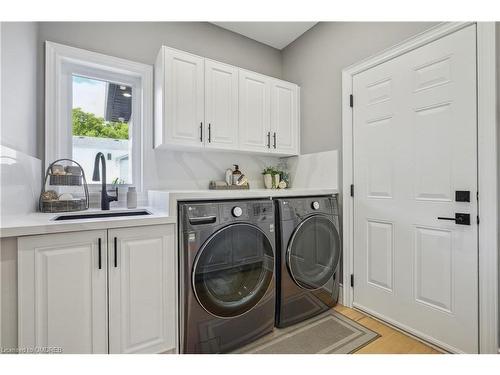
[[349, 94, 354, 108], [350, 274, 354, 288], [350, 184, 354, 197], [477, 216, 480, 225]]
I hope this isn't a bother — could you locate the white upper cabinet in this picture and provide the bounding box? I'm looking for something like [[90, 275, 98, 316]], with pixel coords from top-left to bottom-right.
[[204, 60, 239, 150], [154, 45, 300, 156], [238, 69, 272, 153], [271, 79, 299, 155], [155, 47, 204, 148]]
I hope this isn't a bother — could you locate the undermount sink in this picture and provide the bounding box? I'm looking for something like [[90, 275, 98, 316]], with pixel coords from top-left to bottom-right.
[[53, 210, 152, 221]]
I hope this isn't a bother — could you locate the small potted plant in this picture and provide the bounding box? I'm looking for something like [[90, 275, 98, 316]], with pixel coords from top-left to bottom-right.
[[262, 166, 276, 189]]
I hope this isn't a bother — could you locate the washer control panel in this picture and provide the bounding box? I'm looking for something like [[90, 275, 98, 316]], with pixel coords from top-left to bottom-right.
[[311, 201, 320, 210]]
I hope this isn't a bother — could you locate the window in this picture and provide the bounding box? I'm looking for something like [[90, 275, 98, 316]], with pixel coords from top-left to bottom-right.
[[45, 42, 152, 191], [72, 75, 132, 184]]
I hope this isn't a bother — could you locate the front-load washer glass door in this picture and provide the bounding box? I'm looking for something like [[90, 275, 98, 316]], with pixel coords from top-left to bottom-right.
[[192, 223, 274, 318], [287, 215, 340, 290]]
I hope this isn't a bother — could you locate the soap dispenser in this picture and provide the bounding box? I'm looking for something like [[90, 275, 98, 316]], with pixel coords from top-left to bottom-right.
[[232, 165, 242, 185]]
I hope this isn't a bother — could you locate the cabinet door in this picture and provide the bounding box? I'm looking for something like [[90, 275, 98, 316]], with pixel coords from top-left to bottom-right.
[[271, 80, 299, 155], [238, 69, 271, 153], [18, 230, 108, 354], [204, 60, 239, 150], [108, 224, 176, 354], [161, 47, 204, 148]]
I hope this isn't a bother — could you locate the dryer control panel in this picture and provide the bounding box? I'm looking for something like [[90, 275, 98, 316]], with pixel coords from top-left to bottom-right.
[[277, 195, 339, 221], [180, 200, 274, 229]]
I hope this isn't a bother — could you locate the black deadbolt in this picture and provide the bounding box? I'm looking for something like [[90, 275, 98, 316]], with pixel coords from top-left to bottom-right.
[[455, 191, 470, 202]]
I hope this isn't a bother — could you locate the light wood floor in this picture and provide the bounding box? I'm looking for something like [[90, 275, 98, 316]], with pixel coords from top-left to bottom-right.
[[334, 304, 442, 354]]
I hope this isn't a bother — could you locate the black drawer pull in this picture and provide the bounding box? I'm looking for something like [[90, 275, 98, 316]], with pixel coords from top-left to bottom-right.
[[98, 238, 102, 270], [114, 237, 118, 267]]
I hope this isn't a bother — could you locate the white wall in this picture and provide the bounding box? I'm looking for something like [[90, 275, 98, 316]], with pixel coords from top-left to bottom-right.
[[0, 22, 39, 158]]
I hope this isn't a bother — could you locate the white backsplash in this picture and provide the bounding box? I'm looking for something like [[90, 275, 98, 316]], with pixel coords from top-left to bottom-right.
[[146, 149, 282, 190], [285, 150, 338, 190], [0, 145, 42, 218]]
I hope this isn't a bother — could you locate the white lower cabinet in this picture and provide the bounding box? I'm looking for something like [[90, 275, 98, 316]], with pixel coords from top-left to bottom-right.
[[18, 224, 177, 354], [108, 225, 176, 354], [18, 230, 108, 354]]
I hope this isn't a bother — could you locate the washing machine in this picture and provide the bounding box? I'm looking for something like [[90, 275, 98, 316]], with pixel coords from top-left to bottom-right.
[[274, 195, 341, 328], [179, 199, 275, 353]]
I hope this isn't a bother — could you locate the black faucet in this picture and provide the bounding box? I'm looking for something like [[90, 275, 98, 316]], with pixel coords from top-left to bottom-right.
[[92, 152, 118, 210]]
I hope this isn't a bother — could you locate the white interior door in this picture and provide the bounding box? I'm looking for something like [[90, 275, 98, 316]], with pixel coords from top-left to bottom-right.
[[352, 25, 478, 353], [205, 60, 239, 149], [238, 69, 271, 153], [108, 225, 176, 354]]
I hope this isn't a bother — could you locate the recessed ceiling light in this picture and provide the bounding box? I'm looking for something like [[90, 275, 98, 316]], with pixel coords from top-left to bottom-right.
[[123, 92, 131, 98]]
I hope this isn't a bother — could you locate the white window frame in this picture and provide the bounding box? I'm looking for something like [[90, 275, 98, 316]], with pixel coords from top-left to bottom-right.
[[341, 22, 498, 353], [45, 41, 153, 192]]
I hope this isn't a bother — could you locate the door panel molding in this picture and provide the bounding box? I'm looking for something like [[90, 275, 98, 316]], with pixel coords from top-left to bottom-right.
[[342, 22, 498, 353]]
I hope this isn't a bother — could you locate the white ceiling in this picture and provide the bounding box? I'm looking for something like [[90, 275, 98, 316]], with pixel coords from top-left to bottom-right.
[[211, 22, 318, 50]]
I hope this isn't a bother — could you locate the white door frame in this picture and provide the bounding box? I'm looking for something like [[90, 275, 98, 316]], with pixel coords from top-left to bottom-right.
[[341, 22, 498, 353]]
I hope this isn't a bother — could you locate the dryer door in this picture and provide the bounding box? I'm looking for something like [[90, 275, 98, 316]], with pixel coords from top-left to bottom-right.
[[287, 215, 340, 290], [192, 223, 274, 318]]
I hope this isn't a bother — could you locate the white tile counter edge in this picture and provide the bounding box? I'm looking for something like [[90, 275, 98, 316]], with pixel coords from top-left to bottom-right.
[[0, 207, 175, 238]]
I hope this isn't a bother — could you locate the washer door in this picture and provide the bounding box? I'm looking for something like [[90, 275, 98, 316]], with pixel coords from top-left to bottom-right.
[[287, 215, 340, 290], [192, 223, 274, 318]]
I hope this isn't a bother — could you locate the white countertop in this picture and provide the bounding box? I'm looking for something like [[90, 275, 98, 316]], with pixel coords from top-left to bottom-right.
[[149, 188, 339, 218], [0, 207, 175, 238], [0, 188, 338, 238]]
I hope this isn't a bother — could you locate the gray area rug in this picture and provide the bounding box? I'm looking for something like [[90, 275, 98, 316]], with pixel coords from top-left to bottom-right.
[[235, 310, 379, 354]]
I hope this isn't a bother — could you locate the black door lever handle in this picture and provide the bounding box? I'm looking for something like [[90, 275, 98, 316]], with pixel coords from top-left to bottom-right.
[[437, 213, 470, 225]]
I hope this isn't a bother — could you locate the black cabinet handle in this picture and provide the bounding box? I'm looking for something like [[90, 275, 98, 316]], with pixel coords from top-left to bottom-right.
[[267, 132, 271, 148], [208, 123, 211, 143], [200, 122, 203, 142], [437, 213, 470, 225], [273, 132, 277, 149], [114, 237, 118, 267], [98, 238, 102, 270]]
